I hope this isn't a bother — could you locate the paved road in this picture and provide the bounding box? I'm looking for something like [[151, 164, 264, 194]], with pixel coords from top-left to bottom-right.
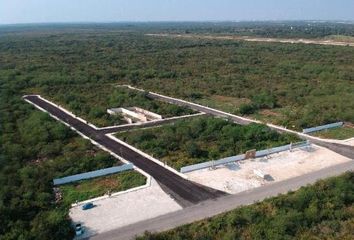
[[25, 93, 354, 240], [92, 160, 354, 240], [24, 95, 226, 207], [145, 91, 354, 159]]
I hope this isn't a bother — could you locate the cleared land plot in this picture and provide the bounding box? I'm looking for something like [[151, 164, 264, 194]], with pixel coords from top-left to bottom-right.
[[70, 179, 182, 238], [60, 171, 146, 205], [186, 145, 351, 194], [147, 33, 354, 47], [312, 126, 354, 140], [31, 84, 194, 127], [115, 117, 299, 170]]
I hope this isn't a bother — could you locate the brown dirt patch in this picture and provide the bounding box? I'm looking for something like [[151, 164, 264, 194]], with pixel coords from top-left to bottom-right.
[[212, 95, 250, 106], [259, 109, 281, 117]]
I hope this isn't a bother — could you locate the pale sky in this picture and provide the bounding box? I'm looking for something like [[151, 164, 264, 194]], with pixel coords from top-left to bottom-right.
[[1, 0, 353, 24]]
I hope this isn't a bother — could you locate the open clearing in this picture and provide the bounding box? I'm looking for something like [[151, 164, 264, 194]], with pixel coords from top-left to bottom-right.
[[70, 179, 182, 239], [147, 33, 354, 47], [186, 144, 352, 194]]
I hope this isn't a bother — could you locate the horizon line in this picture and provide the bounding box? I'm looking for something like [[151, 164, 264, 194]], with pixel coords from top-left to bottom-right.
[[1, 19, 354, 26]]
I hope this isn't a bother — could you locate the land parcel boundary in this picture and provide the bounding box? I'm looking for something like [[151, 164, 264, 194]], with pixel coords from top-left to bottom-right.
[[35, 85, 195, 127], [180, 141, 309, 173], [115, 117, 299, 170], [53, 164, 134, 185]]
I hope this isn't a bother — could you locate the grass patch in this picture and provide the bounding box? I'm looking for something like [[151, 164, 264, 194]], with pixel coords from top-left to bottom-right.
[[313, 126, 354, 140], [60, 170, 146, 205], [116, 116, 299, 170]]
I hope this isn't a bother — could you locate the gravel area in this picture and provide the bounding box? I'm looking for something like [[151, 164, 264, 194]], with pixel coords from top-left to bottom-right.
[[186, 145, 351, 194], [70, 179, 182, 239]]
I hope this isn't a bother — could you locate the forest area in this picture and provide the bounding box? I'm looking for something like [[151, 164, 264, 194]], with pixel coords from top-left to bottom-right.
[[2, 23, 353, 130], [0, 22, 353, 239], [117, 117, 298, 169]]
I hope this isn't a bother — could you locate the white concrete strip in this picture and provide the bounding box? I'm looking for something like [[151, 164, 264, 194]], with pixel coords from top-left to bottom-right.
[[98, 112, 205, 131], [24, 94, 204, 132], [23, 96, 151, 186], [118, 85, 261, 124], [116, 86, 352, 145], [24, 95, 100, 129], [107, 133, 188, 179], [71, 176, 152, 207]]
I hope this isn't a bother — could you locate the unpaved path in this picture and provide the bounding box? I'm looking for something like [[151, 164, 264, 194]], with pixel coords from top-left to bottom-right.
[[146, 33, 354, 47]]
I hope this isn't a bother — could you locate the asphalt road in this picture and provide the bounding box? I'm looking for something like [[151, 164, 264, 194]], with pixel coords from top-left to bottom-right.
[[24, 95, 226, 207], [92, 160, 354, 240], [24, 93, 354, 240]]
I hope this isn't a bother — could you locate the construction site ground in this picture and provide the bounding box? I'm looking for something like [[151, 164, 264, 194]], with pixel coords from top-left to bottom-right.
[[186, 144, 352, 194], [70, 179, 182, 239]]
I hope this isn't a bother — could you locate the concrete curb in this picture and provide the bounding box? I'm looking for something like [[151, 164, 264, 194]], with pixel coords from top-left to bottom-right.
[[99, 112, 205, 132], [71, 177, 152, 207], [23, 96, 152, 204], [24, 95, 99, 129], [118, 85, 261, 124], [24, 95, 204, 133], [117, 85, 354, 146], [106, 133, 188, 179]]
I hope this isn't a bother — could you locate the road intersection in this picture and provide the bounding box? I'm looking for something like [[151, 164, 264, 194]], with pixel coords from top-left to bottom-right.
[[23, 90, 354, 240]]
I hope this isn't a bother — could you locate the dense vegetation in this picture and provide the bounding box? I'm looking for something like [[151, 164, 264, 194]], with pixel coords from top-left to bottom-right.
[[1, 23, 353, 239], [137, 172, 354, 240], [60, 171, 146, 205], [0, 93, 145, 239], [1, 25, 354, 129], [117, 117, 298, 169], [33, 85, 194, 127], [0, 105, 119, 239]]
